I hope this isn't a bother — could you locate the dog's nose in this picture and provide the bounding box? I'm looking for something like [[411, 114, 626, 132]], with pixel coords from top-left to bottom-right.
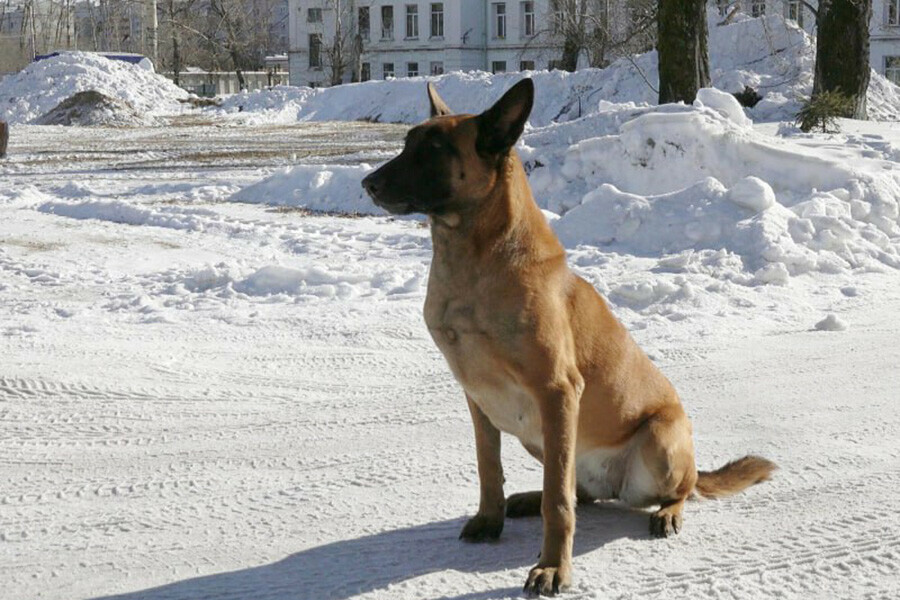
[[362, 174, 379, 198]]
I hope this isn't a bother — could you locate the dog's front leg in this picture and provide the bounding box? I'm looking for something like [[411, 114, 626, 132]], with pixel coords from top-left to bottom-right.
[[524, 379, 580, 596], [459, 394, 505, 542]]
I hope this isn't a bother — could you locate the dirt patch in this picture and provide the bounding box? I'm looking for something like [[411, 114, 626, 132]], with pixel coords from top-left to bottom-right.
[[35, 91, 154, 127], [0, 237, 67, 252], [266, 206, 365, 218]]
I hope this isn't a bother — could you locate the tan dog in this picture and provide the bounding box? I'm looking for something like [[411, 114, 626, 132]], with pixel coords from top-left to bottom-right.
[[362, 79, 776, 596]]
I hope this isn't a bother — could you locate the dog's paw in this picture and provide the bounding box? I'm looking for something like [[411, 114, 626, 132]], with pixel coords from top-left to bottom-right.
[[459, 513, 504, 542], [506, 491, 542, 518], [649, 507, 683, 538], [524, 564, 571, 597]]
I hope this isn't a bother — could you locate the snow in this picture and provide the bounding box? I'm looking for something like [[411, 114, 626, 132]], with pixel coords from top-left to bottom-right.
[[814, 313, 849, 331], [2, 14, 900, 600], [231, 163, 386, 215], [218, 13, 900, 127], [3, 113, 900, 600], [0, 51, 188, 125]]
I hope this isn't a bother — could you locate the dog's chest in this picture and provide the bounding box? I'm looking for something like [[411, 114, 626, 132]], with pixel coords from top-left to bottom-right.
[[424, 291, 542, 446]]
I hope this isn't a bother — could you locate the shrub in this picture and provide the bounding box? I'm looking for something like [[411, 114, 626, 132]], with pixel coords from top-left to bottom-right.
[[795, 91, 854, 133]]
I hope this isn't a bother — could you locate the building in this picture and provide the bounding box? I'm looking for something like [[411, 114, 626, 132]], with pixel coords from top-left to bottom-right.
[[287, 1, 566, 87], [287, 1, 900, 91], [872, 0, 900, 84]]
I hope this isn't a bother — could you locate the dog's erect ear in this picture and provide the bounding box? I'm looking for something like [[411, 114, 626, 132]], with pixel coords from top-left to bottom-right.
[[476, 78, 534, 156], [427, 83, 453, 118]]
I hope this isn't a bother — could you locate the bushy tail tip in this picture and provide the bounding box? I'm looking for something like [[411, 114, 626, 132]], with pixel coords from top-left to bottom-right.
[[695, 455, 777, 499]]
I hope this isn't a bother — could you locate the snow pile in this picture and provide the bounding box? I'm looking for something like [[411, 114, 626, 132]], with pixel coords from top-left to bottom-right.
[[815, 313, 848, 331], [542, 101, 900, 282], [0, 52, 188, 124], [221, 69, 608, 127], [232, 92, 900, 289], [219, 13, 900, 126], [231, 164, 384, 214], [163, 261, 426, 302], [38, 199, 221, 231]]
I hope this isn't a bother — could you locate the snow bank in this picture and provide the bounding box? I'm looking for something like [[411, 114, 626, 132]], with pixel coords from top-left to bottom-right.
[[543, 102, 900, 281], [231, 164, 385, 215], [232, 98, 900, 288], [219, 13, 900, 126], [38, 199, 220, 231], [221, 69, 609, 127], [170, 261, 425, 302], [0, 52, 188, 124]]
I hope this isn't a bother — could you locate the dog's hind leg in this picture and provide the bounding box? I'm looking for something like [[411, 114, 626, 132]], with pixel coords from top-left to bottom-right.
[[459, 394, 506, 542], [619, 404, 698, 538]]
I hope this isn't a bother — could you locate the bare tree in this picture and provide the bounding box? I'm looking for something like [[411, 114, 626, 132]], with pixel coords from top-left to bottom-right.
[[534, 1, 655, 71], [161, 0, 199, 85], [321, 0, 371, 86]]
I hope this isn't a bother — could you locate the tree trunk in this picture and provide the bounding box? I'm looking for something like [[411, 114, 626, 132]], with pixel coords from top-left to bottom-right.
[[812, 0, 872, 119], [0, 120, 9, 159], [560, 36, 580, 71], [559, 0, 585, 72], [172, 32, 181, 86], [331, 0, 344, 86], [657, 0, 710, 104], [167, 0, 181, 85]]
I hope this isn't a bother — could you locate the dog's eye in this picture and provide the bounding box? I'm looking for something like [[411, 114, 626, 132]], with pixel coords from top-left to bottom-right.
[[431, 140, 442, 149]]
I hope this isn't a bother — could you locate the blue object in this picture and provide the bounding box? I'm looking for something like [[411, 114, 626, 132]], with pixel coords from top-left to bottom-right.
[[34, 52, 149, 66]]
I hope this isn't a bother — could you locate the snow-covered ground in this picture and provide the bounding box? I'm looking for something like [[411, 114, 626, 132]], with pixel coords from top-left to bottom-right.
[[3, 114, 900, 600], [3, 12, 900, 599]]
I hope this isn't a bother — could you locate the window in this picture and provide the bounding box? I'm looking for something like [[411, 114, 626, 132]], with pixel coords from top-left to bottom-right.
[[889, 0, 900, 26], [383, 62, 395, 78], [521, 1, 535, 37], [359, 7, 370, 40], [548, 59, 563, 70], [406, 4, 419, 38], [750, 0, 766, 17], [786, 1, 804, 27], [519, 60, 535, 71], [381, 6, 394, 39], [307, 7, 322, 23], [361, 62, 371, 82], [430, 3, 444, 38], [308, 33, 322, 68], [408, 62, 419, 77], [491, 60, 506, 74], [493, 3, 506, 39], [430, 61, 444, 75], [886, 56, 900, 84]]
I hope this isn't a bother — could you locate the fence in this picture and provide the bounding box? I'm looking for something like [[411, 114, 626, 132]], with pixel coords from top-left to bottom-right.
[[163, 70, 290, 97]]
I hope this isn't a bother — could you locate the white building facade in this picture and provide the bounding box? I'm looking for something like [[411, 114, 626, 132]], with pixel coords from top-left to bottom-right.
[[287, 1, 565, 87], [871, 0, 900, 84], [288, 0, 900, 89]]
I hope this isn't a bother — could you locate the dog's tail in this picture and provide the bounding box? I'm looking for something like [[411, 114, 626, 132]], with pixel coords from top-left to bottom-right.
[[694, 455, 777, 499]]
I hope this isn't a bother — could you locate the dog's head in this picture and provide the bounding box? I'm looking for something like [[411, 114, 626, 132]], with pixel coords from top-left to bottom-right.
[[362, 78, 534, 217]]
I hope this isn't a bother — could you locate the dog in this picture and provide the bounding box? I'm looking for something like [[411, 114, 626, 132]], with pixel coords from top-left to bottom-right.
[[362, 79, 776, 596]]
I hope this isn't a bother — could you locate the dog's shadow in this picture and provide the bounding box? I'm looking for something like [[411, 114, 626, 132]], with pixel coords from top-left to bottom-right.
[[95, 503, 648, 600]]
